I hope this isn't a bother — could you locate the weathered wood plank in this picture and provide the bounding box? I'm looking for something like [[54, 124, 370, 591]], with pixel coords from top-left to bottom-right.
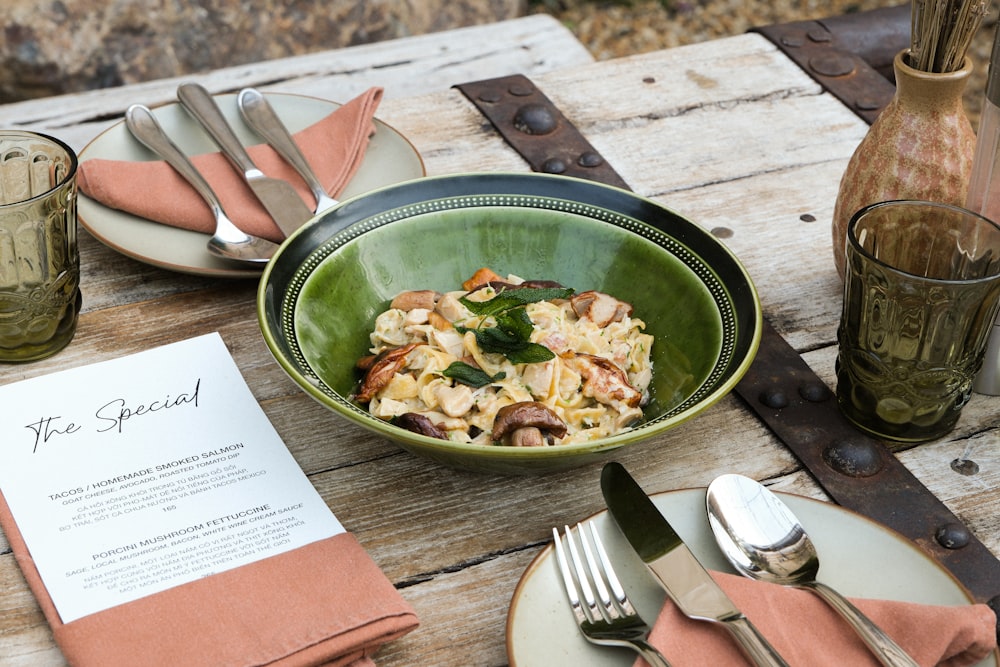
[[0, 15, 593, 153]]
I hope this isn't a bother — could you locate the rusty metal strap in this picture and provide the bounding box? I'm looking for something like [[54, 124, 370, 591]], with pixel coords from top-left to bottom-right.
[[738, 320, 1000, 617], [454, 74, 1000, 619], [454, 75, 630, 189], [750, 4, 909, 124]]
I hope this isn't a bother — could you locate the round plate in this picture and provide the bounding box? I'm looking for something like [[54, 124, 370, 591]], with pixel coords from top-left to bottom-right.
[[78, 92, 425, 278], [506, 488, 998, 666]]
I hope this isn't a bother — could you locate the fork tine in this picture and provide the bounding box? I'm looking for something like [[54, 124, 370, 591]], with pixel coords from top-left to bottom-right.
[[564, 524, 597, 610], [587, 520, 637, 616], [576, 521, 621, 621], [552, 527, 586, 624]]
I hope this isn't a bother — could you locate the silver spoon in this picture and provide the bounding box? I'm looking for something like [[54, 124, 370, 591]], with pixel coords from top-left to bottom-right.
[[236, 88, 339, 214], [124, 104, 278, 265], [705, 474, 919, 667]]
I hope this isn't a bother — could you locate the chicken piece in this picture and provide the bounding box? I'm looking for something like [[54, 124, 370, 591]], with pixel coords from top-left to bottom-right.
[[570, 290, 633, 327], [565, 353, 642, 408], [434, 383, 475, 418], [521, 360, 555, 399], [435, 292, 472, 323]]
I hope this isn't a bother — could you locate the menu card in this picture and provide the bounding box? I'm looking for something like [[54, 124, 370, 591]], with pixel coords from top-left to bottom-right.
[[0, 333, 343, 624]]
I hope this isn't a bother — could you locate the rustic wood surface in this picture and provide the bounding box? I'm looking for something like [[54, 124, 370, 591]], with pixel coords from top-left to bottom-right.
[[1, 15, 998, 667]]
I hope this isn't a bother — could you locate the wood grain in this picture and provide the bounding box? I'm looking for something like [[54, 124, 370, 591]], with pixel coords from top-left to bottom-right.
[[0, 21, 996, 667]]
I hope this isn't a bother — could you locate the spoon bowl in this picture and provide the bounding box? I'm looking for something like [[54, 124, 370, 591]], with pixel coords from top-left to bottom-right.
[[706, 474, 919, 667]]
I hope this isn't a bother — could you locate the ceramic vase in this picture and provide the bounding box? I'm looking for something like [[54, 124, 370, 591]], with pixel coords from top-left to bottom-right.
[[831, 50, 976, 279]]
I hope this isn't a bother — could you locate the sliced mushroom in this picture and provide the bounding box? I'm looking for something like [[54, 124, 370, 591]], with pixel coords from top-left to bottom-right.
[[355, 343, 420, 403], [566, 353, 642, 408], [491, 401, 567, 446], [390, 290, 440, 311], [394, 413, 448, 440], [462, 267, 504, 291], [509, 426, 546, 447], [570, 290, 633, 327]]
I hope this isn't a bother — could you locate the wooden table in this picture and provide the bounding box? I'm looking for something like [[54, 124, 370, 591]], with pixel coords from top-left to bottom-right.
[[2, 14, 998, 667]]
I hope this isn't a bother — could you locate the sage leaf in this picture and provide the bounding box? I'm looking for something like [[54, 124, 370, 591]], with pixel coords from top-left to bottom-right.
[[442, 362, 505, 388]]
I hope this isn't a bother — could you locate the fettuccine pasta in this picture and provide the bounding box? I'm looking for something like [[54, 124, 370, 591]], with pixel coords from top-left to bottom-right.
[[354, 268, 654, 446]]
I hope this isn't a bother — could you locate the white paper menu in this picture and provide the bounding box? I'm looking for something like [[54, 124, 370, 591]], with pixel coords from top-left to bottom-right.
[[0, 333, 343, 623]]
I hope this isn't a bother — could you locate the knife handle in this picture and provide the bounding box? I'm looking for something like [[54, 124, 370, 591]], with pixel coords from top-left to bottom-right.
[[721, 615, 790, 667], [237, 90, 319, 191], [177, 82, 260, 175]]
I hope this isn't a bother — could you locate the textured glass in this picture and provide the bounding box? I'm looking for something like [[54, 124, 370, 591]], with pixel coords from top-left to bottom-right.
[[0, 131, 80, 361], [837, 200, 1000, 442]]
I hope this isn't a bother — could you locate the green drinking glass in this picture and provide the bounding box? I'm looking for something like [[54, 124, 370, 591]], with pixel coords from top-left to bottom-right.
[[836, 200, 1000, 442], [0, 131, 81, 362]]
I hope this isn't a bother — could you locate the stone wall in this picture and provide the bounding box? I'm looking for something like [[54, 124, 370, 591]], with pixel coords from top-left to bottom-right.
[[2, 0, 525, 103]]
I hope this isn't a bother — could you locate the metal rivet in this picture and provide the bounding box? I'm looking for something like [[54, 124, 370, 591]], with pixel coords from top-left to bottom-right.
[[935, 523, 971, 549], [809, 54, 855, 78], [541, 157, 566, 174], [513, 104, 557, 135], [799, 382, 831, 402], [823, 438, 883, 477], [855, 97, 881, 111], [806, 28, 832, 42], [477, 91, 502, 103], [508, 83, 534, 97], [711, 227, 734, 239], [951, 458, 980, 475], [759, 389, 789, 409], [578, 151, 603, 168], [799, 213, 817, 223]]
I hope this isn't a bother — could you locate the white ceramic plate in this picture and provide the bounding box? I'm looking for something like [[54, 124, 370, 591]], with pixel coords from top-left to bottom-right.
[[78, 92, 425, 278], [506, 488, 997, 667]]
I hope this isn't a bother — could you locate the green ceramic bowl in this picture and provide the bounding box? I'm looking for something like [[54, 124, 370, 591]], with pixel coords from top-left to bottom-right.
[[258, 173, 761, 474]]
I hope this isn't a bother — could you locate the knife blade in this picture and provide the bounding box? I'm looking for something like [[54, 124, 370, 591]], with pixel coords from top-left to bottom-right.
[[600, 462, 789, 667], [176, 82, 313, 238], [236, 88, 339, 214]]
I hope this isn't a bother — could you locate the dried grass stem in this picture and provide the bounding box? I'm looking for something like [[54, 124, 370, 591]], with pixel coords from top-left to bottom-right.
[[910, 0, 988, 72]]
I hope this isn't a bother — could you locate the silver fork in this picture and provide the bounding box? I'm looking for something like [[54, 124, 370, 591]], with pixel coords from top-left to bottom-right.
[[553, 522, 671, 667]]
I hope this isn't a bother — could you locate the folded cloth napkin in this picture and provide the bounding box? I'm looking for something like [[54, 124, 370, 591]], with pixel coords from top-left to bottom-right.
[[78, 87, 384, 244], [0, 490, 418, 667], [634, 571, 996, 667]]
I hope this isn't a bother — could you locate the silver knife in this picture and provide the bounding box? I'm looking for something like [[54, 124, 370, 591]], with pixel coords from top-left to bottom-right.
[[600, 462, 790, 667], [236, 88, 339, 214], [176, 82, 313, 238]]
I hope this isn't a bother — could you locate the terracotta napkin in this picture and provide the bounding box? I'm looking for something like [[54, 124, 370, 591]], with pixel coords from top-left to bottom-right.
[[0, 490, 418, 667], [634, 571, 997, 667], [78, 87, 384, 243]]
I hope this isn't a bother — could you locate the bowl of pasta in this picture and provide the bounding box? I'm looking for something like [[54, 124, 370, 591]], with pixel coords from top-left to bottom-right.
[[257, 173, 761, 474]]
